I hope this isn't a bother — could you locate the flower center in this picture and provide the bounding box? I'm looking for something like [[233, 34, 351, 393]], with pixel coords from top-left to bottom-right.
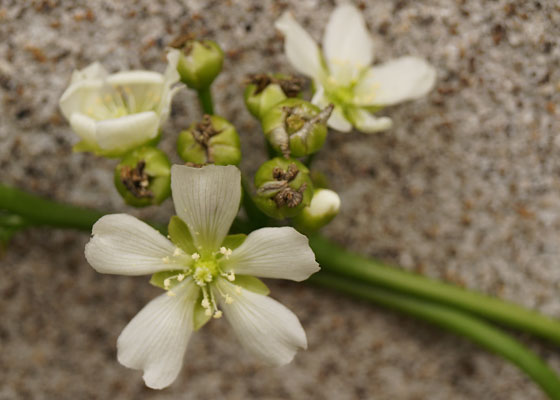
[[87, 85, 161, 120], [162, 247, 237, 320]]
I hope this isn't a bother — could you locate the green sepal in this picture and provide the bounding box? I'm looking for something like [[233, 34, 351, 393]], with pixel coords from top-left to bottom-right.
[[150, 270, 183, 289], [235, 275, 270, 296], [221, 233, 247, 250], [193, 288, 212, 331], [168, 216, 197, 254]]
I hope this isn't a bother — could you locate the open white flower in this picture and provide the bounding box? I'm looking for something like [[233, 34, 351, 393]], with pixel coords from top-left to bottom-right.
[[59, 52, 183, 157], [275, 3, 436, 133], [85, 164, 319, 389]]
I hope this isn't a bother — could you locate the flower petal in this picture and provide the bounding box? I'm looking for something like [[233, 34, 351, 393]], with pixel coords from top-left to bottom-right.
[[85, 214, 176, 275], [95, 111, 159, 151], [171, 164, 241, 252], [69, 113, 97, 145], [354, 56, 436, 106], [323, 3, 373, 86], [347, 107, 393, 133], [311, 86, 352, 132], [117, 281, 199, 389], [70, 62, 108, 84], [216, 279, 307, 366], [59, 80, 104, 121], [275, 11, 325, 81], [222, 227, 319, 282]]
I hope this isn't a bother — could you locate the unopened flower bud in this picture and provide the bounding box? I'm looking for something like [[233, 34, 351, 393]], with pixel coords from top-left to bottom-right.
[[244, 74, 304, 120], [168, 36, 224, 90], [293, 188, 341, 232], [177, 115, 241, 166], [261, 98, 333, 158], [254, 158, 313, 219], [114, 146, 171, 207]]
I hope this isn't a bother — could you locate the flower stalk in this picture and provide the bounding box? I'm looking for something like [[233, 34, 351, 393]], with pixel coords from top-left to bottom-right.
[[310, 234, 560, 346], [310, 272, 560, 400]]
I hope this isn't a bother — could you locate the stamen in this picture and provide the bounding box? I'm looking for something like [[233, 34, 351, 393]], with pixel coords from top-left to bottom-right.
[[224, 294, 234, 304], [173, 247, 183, 257], [213, 310, 223, 319], [191, 252, 200, 261], [219, 247, 233, 258], [235, 285, 242, 294], [177, 273, 185, 282], [162, 256, 170, 264], [163, 278, 171, 289]]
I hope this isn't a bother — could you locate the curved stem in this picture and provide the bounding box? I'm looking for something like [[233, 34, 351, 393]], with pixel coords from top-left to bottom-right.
[[197, 86, 214, 115], [310, 272, 560, 400], [310, 234, 560, 346]]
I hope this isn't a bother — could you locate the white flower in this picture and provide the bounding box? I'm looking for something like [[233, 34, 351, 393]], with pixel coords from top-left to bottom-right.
[[85, 164, 320, 389], [275, 3, 436, 133], [59, 51, 183, 157]]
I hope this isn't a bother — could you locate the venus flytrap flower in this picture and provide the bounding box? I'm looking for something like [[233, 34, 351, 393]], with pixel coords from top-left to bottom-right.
[[275, 3, 436, 134], [59, 52, 183, 157], [85, 164, 319, 389]]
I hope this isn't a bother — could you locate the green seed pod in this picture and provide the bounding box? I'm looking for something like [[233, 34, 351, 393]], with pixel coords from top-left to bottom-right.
[[293, 188, 341, 233], [254, 157, 313, 219], [261, 98, 333, 158], [114, 146, 171, 207], [244, 74, 304, 120], [169, 37, 224, 90], [177, 115, 241, 166]]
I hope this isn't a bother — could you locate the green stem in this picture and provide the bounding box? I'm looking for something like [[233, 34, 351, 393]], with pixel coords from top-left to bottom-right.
[[197, 86, 214, 115], [4, 183, 560, 348], [0, 184, 104, 230], [310, 235, 560, 346], [310, 272, 560, 400]]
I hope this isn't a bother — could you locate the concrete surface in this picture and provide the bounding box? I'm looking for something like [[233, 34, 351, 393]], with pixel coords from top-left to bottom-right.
[[1, 0, 559, 399]]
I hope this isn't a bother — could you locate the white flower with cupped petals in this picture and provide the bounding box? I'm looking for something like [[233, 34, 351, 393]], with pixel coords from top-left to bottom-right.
[[275, 3, 436, 133], [85, 164, 319, 389], [59, 51, 183, 157]]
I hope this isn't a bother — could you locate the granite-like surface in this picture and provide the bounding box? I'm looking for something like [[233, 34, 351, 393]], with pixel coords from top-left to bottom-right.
[[1, 0, 560, 399]]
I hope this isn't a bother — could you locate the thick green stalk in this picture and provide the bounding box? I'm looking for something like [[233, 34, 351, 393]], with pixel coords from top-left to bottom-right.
[[0, 184, 104, 230], [197, 86, 214, 115], [310, 272, 560, 400], [310, 235, 560, 345]]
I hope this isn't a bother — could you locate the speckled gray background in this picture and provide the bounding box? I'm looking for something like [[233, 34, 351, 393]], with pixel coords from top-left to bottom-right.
[[1, 0, 560, 399]]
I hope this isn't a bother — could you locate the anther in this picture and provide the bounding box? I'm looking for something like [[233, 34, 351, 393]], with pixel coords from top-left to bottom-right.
[[191, 252, 200, 260], [173, 248, 183, 257], [225, 294, 234, 304], [177, 273, 185, 282], [213, 310, 223, 319]]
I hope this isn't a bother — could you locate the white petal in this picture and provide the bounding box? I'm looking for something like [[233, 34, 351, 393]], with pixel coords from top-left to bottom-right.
[[70, 62, 108, 84], [275, 11, 325, 81], [216, 279, 307, 366], [323, 3, 373, 86], [95, 111, 159, 151], [327, 106, 353, 132], [69, 113, 97, 145], [354, 56, 436, 106], [106, 71, 164, 87], [117, 281, 199, 389], [59, 80, 104, 120], [222, 227, 319, 282], [311, 86, 352, 132], [171, 164, 241, 252], [348, 107, 393, 133], [85, 214, 176, 275], [158, 50, 184, 124]]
